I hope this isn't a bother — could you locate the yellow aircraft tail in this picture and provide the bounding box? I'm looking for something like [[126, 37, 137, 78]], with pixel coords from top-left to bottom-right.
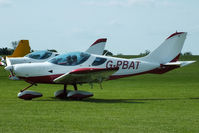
[[7, 40, 31, 57]]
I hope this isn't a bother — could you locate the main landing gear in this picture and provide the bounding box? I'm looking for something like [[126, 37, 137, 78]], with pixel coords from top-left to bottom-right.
[[54, 84, 93, 100], [17, 83, 93, 100]]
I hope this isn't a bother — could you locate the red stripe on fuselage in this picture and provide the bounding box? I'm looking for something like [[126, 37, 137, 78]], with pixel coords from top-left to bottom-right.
[[19, 74, 63, 84], [109, 65, 180, 80]]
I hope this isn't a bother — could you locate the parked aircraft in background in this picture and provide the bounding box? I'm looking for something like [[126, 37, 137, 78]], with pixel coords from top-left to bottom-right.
[[7, 40, 30, 58], [5, 32, 195, 100], [6, 50, 58, 66], [0, 40, 30, 66], [5, 38, 107, 66]]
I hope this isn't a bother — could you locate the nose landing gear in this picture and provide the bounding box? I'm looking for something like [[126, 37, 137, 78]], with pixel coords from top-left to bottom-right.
[[18, 83, 43, 100]]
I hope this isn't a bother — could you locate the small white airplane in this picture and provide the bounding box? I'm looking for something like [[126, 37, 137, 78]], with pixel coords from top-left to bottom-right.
[[5, 32, 195, 100]]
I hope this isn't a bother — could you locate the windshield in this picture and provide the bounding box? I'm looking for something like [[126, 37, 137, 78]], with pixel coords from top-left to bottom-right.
[[48, 52, 90, 66], [26, 51, 52, 59]]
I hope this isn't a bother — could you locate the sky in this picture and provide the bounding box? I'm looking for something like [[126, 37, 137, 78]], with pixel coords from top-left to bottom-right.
[[0, 0, 199, 55]]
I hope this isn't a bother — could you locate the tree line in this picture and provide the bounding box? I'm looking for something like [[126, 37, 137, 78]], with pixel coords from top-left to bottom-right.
[[0, 47, 14, 55], [0, 41, 18, 55], [0, 47, 194, 56]]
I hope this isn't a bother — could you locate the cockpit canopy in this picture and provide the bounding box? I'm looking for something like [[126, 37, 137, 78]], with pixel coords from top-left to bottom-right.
[[48, 52, 90, 66], [26, 50, 53, 60]]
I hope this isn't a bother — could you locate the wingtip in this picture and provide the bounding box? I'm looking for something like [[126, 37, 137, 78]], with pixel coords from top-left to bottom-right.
[[180, 60, 196, 67], [91, 38, 107, 47]]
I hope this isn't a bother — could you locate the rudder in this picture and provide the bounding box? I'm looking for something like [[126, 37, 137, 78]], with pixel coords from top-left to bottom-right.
[[140, 32, 187, 64], [8, 40, 31, 57]]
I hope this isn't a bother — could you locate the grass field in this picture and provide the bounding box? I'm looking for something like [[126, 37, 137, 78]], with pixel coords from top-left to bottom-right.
[[0, 56, 199, 133]]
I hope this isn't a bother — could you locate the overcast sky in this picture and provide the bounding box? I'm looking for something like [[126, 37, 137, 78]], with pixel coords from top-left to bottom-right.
[[0, 0, 198, 55]]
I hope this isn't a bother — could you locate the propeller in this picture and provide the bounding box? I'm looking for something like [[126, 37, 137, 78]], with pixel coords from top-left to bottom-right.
[[4, 65, 15, 76]]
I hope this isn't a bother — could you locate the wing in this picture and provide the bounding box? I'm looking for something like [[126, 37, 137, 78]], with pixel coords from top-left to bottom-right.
[[86, 38, 107, 55], [53, 67, 118, 84], [150, 61, 196, 74]]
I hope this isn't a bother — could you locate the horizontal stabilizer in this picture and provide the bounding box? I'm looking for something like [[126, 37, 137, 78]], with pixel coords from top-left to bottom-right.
[[149, 60, 195, 74], [164, 61, 196, 67]]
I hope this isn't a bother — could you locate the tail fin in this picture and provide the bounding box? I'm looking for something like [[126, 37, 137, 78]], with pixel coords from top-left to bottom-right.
[[7, 40, 31, 57], [140, 32, 187, 64], [86, 38, 107, 55]]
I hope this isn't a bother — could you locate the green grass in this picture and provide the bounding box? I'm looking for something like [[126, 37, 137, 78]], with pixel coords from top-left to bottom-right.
[[0, 56, 199, 133]]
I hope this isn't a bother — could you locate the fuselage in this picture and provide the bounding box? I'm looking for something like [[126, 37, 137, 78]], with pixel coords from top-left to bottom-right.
[[9, 52, 160, 84]]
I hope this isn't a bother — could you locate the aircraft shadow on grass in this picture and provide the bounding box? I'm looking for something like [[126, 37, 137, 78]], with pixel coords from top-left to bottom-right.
[[34, 97, 144, 104], [34, 97, 199, 103], [77, 97, 199, 103], [79, 98, 145, 104]]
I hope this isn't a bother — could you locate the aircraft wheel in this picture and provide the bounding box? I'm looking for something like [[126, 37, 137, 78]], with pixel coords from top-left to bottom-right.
[[54, 89, 70, 99], [67, 90, 93, 100], [18, 90, 42, 100]]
